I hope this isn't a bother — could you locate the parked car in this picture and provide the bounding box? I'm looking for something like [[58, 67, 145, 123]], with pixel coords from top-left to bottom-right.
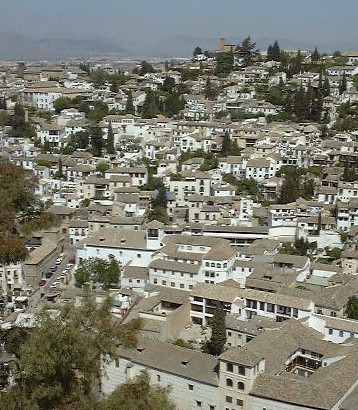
[[50, 266, 56, 273], [50, 281, 60, 288], [45, 271, 53, 278], [55, 258, 62, 266]]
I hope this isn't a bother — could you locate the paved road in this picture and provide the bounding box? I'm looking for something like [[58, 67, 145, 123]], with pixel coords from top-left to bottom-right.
[[26, 250, 75, 312]]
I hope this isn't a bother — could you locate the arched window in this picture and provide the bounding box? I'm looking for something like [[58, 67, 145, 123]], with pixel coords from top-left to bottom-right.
[[238, 381, 245, 391], [238, 366, 246, 376], [211, 262, 215, 267], [226, 378, 233, 387], [226, 363, 233, 372]]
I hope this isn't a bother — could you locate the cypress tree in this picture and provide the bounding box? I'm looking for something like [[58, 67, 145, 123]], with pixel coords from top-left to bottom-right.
[[204, 77, 214, 100], [303, 82, 313, 120], [311, 46, 320, 62], [323, 77, 330, 97], [90, 126, 103, 157], [142, 89, 159, 119], [106, 121, 115, 154], [294, 85, 305, 121], [271, 40, 281, 61], [207, 303, 227, 356], [339, 73, 347, 95], [126, 90, 135, 115]]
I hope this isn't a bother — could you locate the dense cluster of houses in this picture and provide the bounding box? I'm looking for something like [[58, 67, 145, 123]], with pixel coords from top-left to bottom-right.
[[1, 48, 358, 409]]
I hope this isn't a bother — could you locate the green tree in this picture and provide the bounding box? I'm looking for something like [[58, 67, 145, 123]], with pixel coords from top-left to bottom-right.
[[161, 76, 175, 94], [106, 121, 115, 154], [96, 161, 110, 176], [87, 101, 109, 123], [279, 175, 300, 204], [215, 52, 234, 77], [11, 102, 28, 137], [207, 303, 227, 356], [126, 90, 135, 115], [221, 132, 241, 156], [236, 36, 259, 67], [139, 61, 155, 76], [101, 258, 120, 290], [148, 186, 169, 224], [346, 296, 358, 319], [90, 68, 107, 87], [353, 74, 358, 91], [311, 87, 323, 122], [53, 97, 72, 114], [311, 46, 320, 62], [2, 292, 141, 409], [339, 72, 347, 95], [323, 77, 331, 97], [193, 46, 203, 57], [204, 77, 215, 100], [163, 92, 183, 117], [142, 89, 159, 119], [53, 157, 65, 180], [90, 126, 104, 157], [267, 40, 281, 61], [98, 371, 175, 410], [0, 162, 50, 266], [71, 130, 90, 150], [74, 266, 90, 287], [328, 247, 342, 260]]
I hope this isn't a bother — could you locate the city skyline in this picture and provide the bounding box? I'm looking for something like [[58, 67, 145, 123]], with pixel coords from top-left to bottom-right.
[[0, 0, 357, 58]]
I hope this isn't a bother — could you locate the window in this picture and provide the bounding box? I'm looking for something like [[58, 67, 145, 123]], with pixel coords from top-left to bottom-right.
[[226, 378, 233, 387], [339, 330, 344, 337], [137, 254, 141, 258], [196, 401, 202, 407], [157, 374, 161, 382], [328, 328, 333, 335], [162, 280, 166, 286], [114, 358, 119, 367], [238, 382, 245, 391], [238, 366, 245, 376], [225, 396, 232, 404], [226, 363, 233, 372], [188, 384, 193, 390], [237, 399, 243, 407], [267, 303, 274, 312], [171, 282, 175, 287]]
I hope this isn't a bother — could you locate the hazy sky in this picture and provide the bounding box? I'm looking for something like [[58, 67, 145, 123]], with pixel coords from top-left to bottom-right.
[[0, 0, 357, 49]]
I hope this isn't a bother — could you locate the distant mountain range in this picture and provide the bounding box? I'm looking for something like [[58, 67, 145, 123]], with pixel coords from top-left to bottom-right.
[[0, 32, 130, 61], [0, 31, 355, 61]]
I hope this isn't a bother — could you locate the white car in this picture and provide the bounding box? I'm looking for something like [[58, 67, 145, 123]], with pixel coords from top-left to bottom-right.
[[55, 258, 62, 266], [50, 281, 60, 288]]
